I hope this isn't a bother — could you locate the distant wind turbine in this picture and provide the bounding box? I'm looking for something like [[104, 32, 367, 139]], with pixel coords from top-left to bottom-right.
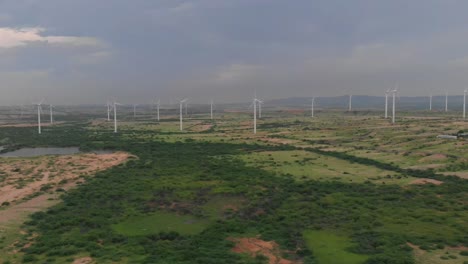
[[390, 86, 398, 124], [210, 99, 214, 120], [106, 101, 112, 121], [133, 104, 138, 119], [179, 98, 188, 131], [34, 100, 44, 134], [113, 101, 122, 133], [154, 99, 160, 121], [49, 104, 54, 124], [252, 96, 262, 134], [348, 94, 352, 111], [311, 97, 316, 118]]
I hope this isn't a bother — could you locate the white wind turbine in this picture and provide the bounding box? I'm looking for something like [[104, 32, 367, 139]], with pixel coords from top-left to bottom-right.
[[113, 101, 122, 133], [49, 104, 54, 124], [348, 94, 352, 111], [133, 104, 138, 119], [34, 100, 44, 134], [179, 98, 188, 131], [154, 99, 161, 121], [390, 86, 398, 124], [384, 89, 390, 119], [463, 89, 467, 120], [210, 99, 214, 120], [252, 96, 262, 134], [106, 101, 112, 121], [311, 97, 316, 118]]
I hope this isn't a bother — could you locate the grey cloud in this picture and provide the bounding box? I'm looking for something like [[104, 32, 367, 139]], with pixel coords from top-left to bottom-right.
[[2, 0, 468, 104]]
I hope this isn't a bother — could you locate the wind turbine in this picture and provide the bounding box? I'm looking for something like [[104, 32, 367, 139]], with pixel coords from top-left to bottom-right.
[[445, 91, 448, 112], [251, 96, 262, 134], [49, 104, 54, 124], [429, 92, 432, 111], [34, 100, 44, 134], [154, 99, 160, 121], [133, 104, 138, 119], [311, 97, 316, 118], [384, 89, 390, 119], [210, 99, 214, 120], [113, 101, 122, 133], [348, 94, 352, 111], [179, 98, 188, 131], [390, 86, 398, 124], [463, 89, 467, 120], [106, 101, 112, 121]]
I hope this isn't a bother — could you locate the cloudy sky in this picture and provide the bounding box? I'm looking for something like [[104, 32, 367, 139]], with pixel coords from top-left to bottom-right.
[[1, 0, 468, 104]]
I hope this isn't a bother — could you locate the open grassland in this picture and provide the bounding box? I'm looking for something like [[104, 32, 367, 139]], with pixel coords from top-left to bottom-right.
[[0, 109, 466, 263], [303, 230, 368, 264]]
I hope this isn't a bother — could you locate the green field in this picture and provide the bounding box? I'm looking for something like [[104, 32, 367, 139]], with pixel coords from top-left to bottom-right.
[[0, 110, 466, 264], [303, 230, 368, 264]]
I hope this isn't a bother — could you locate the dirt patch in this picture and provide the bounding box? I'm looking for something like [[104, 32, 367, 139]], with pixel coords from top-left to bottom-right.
[[441, 171, 468, 179], [0, 122, 63, 128], [72, 257, 94, 264], [0, 152, 132, 224], [409, 178, 443, 185], [260, 137, 297, 145], [230, 237, 301, 264]]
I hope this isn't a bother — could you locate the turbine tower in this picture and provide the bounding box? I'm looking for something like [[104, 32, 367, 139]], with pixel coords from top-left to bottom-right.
[[154, 99, 160, 121], [133, 104, 137, 119], [49, 104, 53, 124], [445, 91, 448, 112], [252, 96, 262, 134], [34, 100, 44, 134], [348, 94, 352, 111], [390, 86, 398, 124], [210, 99, 214, 120], [106, 101, 112, 121], [179, 99, 188, 131], [311, 97, 315, 118], [463, 89, 467, 120], [113, 101, 121, 133]]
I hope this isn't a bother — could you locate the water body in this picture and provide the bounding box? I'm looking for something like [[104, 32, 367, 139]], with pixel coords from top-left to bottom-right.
[[0, 147, 81, 157]]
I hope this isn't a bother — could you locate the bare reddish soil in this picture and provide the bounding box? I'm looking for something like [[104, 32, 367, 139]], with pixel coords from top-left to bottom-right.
[[230, 237, 301, 264], [0, 152, 132, 224], [409, 178, 443, 185]]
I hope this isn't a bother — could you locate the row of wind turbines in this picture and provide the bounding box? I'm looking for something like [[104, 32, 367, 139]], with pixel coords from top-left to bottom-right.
[[27, 88, 468, 135], [105, 98, 216, 133]]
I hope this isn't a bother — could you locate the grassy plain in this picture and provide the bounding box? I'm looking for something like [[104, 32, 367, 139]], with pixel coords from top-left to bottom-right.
[[0, 109, 466, 264]]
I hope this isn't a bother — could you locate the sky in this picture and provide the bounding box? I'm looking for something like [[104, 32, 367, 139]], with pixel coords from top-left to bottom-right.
[[1, 0, 468, 104]]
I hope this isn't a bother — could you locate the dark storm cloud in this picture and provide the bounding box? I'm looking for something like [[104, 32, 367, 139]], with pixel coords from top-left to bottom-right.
[[2, 0, 468, 104]]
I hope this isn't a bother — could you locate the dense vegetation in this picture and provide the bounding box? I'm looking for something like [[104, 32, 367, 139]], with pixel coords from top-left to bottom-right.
[[0, 123, 466, 264]]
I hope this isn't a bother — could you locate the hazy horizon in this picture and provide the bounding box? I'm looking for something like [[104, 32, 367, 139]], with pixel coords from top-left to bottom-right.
[[2, 0, 468, 104]]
